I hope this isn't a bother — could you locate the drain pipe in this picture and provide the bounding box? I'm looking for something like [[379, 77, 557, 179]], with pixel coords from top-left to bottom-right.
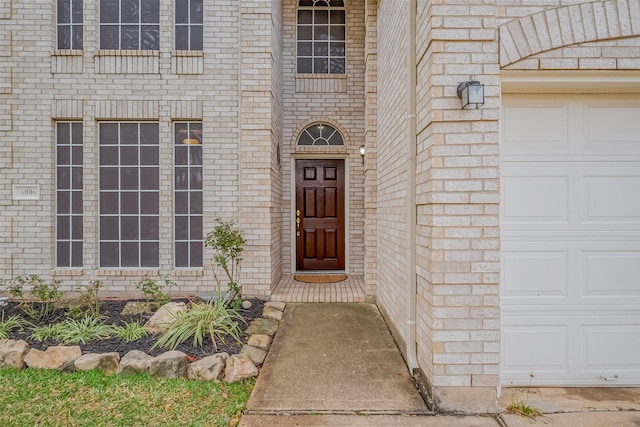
[[405, 0, 418, 373]]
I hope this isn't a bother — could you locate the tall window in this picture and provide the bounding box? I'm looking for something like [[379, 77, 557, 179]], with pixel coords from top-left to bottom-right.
[[57, 0, 83, 49], [99, 123, 159, 268], [100, 0, 160, 50], [297, 0, 345, 74], [56, 122, 83, 267], [175, 0, 203, 50], [174, 123, 203, 268]]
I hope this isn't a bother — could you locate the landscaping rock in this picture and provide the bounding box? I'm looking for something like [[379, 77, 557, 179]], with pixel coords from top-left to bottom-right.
[[241, 300, 252, 309], [245, 318, 278, 336], [0, 339, 29, 369], [121, 301, 156, 316], [149, 350, 188, 379], [240, 345, 267, 365], [224, 354, 258, 383], [144, 301, 187, 334], [24, 345, 82, 371], [246, 334, 271, 350], [265, 301, 286, 312], [262, 306, 283, 322], [187, 352, 229, 381], [118, 350, 154, 375], [75, 352, 120, 375]]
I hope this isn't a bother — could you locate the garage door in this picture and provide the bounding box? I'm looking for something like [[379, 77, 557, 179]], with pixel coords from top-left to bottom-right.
[[500, 93, 640, 386]]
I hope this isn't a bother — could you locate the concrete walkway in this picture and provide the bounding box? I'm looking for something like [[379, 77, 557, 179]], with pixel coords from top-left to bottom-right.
[[239, 303, 640, 426]]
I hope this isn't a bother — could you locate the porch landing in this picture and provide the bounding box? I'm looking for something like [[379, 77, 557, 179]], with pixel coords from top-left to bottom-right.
[[271, 274, 366, 303]]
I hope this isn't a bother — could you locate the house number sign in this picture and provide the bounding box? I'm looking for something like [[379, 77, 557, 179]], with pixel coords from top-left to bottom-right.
[[12, 185, 40, 201]]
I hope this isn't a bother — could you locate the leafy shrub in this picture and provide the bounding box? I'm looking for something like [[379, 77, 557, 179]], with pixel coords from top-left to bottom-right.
[[112, 321, 148, 342], [30, 323, 66, 342], [152, 299, 243, 352], [0, 313, 28, 339], [4, 275, 64, 320], [57, 316, 114, 344], [69, 280, 103, 319], [204, 219, 245, 302], [135, 275, 175, 307]]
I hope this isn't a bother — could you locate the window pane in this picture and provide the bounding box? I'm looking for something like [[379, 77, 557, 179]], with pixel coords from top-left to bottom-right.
[[141, 216, 158, 240], [190, 242, 203, 267], [298, 10, 312, 25], [314, 25, 329, 40], [314, 42, 328, 56], [57, 242, 70, 267], [100, 123, 118, 143], [190, 26, 202, 50], [100, 167, 118, 190], [175, 26, 188, 50], [297, 26, 312, 40], [100, 0, 119, 22], [175, 216, 188, 240], [72, 0, 83, 22], [57, 122, 71, 143], [175, 242, 188, 267], [72, 122, 83, 143], [190, 216, 202, 239], [140, 123, 159, 144], [330, 42, 345, 56], [315, 10, 328, 25], [121, 0, 138, 23], [100, 242, 119, 267], [175, 167, 188, 190], [58, 26, 71, 49], [121, 192, 138, 214], [175, 146, 188, 165], [72, 146, 83, 164], [175, 0, 188, 23], [72, 166, 83, 188], [100, 25, 119, 49], [100, 216, 119, 240], [58, 0, 71, 23], [314, 58, 328, 73], [100, 146, 118, 165], [189, 146, 202, 165], [120, 167, 138, 190], [122, 124, 138, 143], [58, 168, 70, 189], [100, 192, 118, 214], [175, 191, 188, 214], [191, 0, 203, 23], [189, 167, 202, 190], [330, 10, 345, 25], [298, 58, 312, 73], [57, 216, 70, 239], [298, 42, 312, 56], [72, 26, 83, 50], [58, 146, 70, 165], [72, 216, 83, 238], [140, 192, 159, 214], [140, 146, 158, 165], [141, 0, 159, 23], [141, 26, 159, 49], [141, 242, 159, 267], [121, 242, 139, 267], [330, 58, 345, 74], [71, 242, 83, 267], [190, 192, 202, 214], [121, 26, 139, 49], [330, 26, 345, 41], [121, 146, 138, 165], [72, 191, 83, 213], [121, 216, 139, 240], [57, 192, 70, 214], [140, 167, 158, 190]]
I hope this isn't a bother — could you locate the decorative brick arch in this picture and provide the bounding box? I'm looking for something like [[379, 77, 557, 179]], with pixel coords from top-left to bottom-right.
[[499, 0, 640, 67]]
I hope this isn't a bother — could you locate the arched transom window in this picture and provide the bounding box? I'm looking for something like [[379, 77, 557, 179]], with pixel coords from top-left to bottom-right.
[[297, 123, 344, 146], [297, 0, 346, 74]]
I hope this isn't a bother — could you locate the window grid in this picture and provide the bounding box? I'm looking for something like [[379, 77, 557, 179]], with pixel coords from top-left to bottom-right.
[[297, 0, 346, 74], [297, 123, 344, 146], [57, 0, 83, 50], [56, 122, 83, 268], [175, 0, 203, 50], [174, 122, 203, 268], [100, 0, 160, 50], [99, 122, 160, 268]]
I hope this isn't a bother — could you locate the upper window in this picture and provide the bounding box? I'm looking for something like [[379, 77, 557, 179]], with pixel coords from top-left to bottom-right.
[[57, 0, 83, 50], [175, 0, 203, 50], [100, 0, 160, 50], [297, 0, 345, 74], [297, 123, 344, 146]]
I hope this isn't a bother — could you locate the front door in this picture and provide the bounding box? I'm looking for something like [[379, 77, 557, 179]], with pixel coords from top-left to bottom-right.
[[295, 159, 345, 271]]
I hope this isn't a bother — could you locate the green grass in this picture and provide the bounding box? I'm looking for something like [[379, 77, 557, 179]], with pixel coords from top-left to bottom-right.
[[0, 367, 254, 427]]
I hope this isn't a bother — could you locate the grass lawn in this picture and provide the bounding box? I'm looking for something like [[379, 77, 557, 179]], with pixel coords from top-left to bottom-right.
[[0, 367, 254, 426]]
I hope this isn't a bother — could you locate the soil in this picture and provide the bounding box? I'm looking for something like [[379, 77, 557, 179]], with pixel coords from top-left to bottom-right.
[[0, 298, 265, 360]]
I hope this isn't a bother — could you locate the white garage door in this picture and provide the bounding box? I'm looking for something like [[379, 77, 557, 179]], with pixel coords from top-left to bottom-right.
[[500, 93, 640, 386]]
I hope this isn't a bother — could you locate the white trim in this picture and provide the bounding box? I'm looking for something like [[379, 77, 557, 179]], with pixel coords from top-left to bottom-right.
[[290, 154, 350, 274], [501, 71, 640, 94]]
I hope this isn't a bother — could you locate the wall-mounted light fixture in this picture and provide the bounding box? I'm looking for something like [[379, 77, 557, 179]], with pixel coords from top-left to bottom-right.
[[359, 145, 366, 165], [456, 80, 484, 110]]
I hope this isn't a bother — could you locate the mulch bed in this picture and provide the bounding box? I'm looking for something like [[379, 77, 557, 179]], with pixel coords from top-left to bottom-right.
[[1, 298, 265, 360]]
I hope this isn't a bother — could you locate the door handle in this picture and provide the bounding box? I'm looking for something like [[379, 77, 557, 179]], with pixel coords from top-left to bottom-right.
[[296, 210, 301, 236]]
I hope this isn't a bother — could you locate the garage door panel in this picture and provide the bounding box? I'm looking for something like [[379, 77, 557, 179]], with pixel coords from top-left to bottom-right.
[[502, 324, 569, 373], [583, 250, 640, 297], [584, 176, 640, 223], [503, 176, 568, 223], [502, 103, 569, 155], [584, 324, 640, 373], [586, 104, 640, 152], [502, 250, 568, 298]]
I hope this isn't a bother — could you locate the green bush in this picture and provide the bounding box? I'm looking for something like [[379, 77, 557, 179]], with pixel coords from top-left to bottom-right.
[[112, 321, 148, 342], [204, 219, 245, 302], [0, 313, 28, 339]]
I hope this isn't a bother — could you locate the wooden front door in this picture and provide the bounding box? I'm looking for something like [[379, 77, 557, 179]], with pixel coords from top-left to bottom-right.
[[295, 159, 345, 271]]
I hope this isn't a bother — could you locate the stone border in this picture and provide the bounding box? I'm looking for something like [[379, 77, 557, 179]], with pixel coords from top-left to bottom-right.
[[0, 301, 286, 384]]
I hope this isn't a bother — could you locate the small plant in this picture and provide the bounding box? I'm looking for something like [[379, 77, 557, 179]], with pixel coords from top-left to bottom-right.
[[135, 275, 173, 307], [505, 371, 541, 419], [0, 313, 28, 339], [152, 298, 243, 352], [204, 219, 245, 302], [56, 316, 114, 345], [112, 321, 148, 342], [69, 280, 103, 319], [5, 275, 64, 320], [30, 323, 66, 342]]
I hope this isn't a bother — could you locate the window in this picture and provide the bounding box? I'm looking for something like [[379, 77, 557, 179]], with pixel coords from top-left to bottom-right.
[[56, 122, 83, 267], [174, 123, 203, 268], [297, 0, 345, 74], [175, 0, 203, 50], [297, 123, 344, 146], [99, 123, 159, 267], [100, 0, 160, 50], [57, 0, 83, 50]]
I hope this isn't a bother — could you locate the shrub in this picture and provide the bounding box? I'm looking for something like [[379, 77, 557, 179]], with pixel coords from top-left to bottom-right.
[[30, 323, 66, 342], [57, 316, 114, 345], [152, 299, 243, 352], [204, 219, 245, 302], [69, 280, 103, 319], [112, 321, 148, 342], [4, 275, 64, 320], [0, 313, 28, 339], [135, 275, 175, 307]]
